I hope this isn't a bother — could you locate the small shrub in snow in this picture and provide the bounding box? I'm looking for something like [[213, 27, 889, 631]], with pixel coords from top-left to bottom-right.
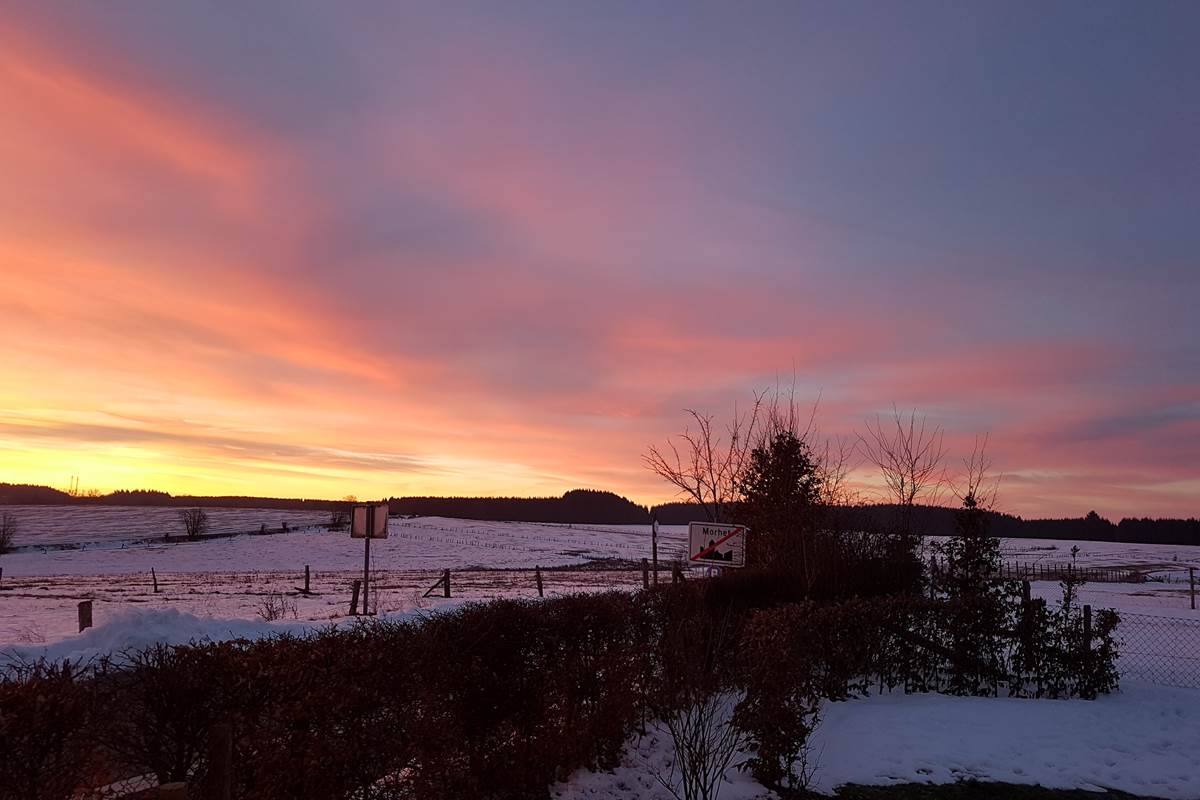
[[0, 512, 16, 553], [256, 591, 296, 621], [658, 693, 746, 800]]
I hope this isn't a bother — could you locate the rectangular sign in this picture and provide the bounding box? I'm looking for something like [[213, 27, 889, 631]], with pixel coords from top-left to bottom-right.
[[350, 503, 390, 539], [687, 522, 746, 568]]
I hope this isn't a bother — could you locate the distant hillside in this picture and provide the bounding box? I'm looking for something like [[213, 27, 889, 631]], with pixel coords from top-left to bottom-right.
[[0, 484, 339, 511], [3, 482, 1195, 544], [652, 501, 1200, 546], [0, 483, 72, 504], [0, 483, 649, 524], [387, 489, 649, 524]]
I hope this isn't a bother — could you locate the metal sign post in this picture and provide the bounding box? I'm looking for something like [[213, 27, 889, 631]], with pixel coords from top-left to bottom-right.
[[651, 514, 659, 587], [350, 502, 389, 615], [363, 523, 371, 614]]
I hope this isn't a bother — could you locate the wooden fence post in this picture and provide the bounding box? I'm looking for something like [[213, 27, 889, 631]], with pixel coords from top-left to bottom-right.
[[304, 565, 311, 595], [78, 600, 93, 632], [641, 558, 650, 591], [349, 580, 361, 615], [1190, 567, 1196, 611], [158, 783, 188, 800], [651, 516, 659, 588], [443, 568, 451, 598], [152, 568, 159, 593], [535, 566, 544, 598], [206, 723, 232, 800], [1019, 581, 1033, 671]]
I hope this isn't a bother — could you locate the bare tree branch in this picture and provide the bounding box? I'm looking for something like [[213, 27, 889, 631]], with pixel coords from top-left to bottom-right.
[[643, 394, 765, 522], [951, 433, 1001, 510]]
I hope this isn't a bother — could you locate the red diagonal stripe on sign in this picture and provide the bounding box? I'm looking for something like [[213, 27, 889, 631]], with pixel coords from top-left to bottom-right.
[[690, 526, 745, 561]]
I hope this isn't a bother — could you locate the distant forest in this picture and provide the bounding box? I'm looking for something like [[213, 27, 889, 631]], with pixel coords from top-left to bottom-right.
[[1, 482, 1196, 546]]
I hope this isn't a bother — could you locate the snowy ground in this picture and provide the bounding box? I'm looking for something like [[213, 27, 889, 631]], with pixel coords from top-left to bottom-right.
[[2, 510, 1198, 651], [0, 504, 332, 548], [0, 513, 690, 648], [553, 682, 1200, 800]]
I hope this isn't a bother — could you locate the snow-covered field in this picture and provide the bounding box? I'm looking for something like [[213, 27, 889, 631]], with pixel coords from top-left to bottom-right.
[[0, 511, 690, 647], [2, 508, 1198, 651], [0, 504, 332, 548]]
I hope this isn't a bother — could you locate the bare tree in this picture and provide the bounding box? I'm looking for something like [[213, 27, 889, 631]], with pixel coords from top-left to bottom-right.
[[815, 435, 860, 507], [0, 512, 17, 554], [179, 507, 208, 540], [644, 393, 765, 522], [951, 434, 1000, 510], [857, 408, 948, 532]]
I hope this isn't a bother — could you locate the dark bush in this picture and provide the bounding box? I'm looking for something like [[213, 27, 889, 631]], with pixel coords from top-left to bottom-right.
[[0, 575, 1120, 800], [0, 663, 100, 800]]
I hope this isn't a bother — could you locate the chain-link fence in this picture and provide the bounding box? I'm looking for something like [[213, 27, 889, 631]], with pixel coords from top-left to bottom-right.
[[1117, 612, 1200, 689]]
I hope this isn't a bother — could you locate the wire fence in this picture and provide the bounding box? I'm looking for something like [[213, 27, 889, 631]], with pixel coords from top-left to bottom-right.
[[1118, 612, 1200, 689]]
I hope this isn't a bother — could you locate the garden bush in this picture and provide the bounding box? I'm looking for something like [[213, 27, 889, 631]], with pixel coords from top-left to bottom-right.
[[0, 573, 1120, 800]]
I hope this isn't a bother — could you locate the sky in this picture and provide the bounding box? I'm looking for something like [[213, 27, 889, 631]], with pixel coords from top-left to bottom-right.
[[0, 1, 1197, 519]]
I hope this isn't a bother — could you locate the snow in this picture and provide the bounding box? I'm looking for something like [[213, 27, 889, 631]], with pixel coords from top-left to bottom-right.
[[994, 537, 1200, 573], [0, 604, 461, 670], [0, 515, 687, 576], [1, 504, 331, 548], [809, 683, 1200, 797], [3, 508, 1198, 684], [553, 713, 764, 800], [0, 514, 690, 646], [554, 682, 1200, 799]]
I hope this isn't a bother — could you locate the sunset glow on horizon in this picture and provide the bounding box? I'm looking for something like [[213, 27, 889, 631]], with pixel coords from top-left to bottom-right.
[[2, 3, 1197, 519]]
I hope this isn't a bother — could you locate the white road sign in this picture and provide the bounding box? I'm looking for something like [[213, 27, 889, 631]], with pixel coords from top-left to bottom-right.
[[687, 522, 746, 568], [351, 503, 390, 539]]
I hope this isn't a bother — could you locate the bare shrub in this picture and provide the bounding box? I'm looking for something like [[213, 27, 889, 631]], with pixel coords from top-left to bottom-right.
[[257, 591, 296, 622], [14, 622, 45, 644], [179, 508, 208, 540], [657, 693, 746, 800], [0, 512, 17, 553]]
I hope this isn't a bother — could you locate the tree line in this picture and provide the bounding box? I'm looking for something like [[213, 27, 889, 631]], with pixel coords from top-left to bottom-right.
[[2, 478, 1196, 546]]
